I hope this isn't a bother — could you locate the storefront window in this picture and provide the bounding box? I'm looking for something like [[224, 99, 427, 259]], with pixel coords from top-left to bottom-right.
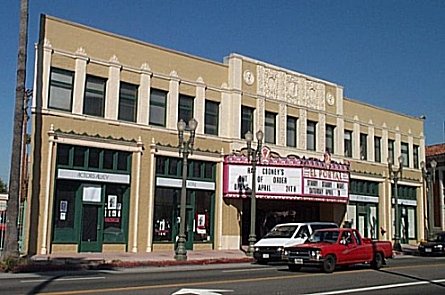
[[53, 180, 78, 242], [103, 184, 128, 243], [73, 146, 87, 168], [153, 188, 178, 242], [194, 191, 212, 242]]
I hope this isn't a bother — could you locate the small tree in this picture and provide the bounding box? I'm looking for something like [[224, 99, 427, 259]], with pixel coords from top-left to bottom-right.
[[0, 178, 7, 194]]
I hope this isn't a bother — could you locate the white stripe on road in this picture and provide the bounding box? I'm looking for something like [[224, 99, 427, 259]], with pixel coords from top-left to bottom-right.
[[21, 276, 106, 283], [304, 278, 445, 295], [223, 267, 277, 273]]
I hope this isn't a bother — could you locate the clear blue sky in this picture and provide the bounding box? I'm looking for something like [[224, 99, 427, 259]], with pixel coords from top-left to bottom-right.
[[1, 0, 444, 182]]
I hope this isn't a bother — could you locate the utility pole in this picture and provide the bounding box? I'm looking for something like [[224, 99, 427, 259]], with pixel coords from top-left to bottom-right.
[[2, 0, 29, 260]]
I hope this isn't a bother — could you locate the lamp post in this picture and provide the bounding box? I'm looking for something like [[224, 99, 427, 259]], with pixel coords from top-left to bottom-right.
[[175, 118, 198, 261], [245, 130, 263, 256], [388, 156, 404, 252], [421, 159, 437, 239]]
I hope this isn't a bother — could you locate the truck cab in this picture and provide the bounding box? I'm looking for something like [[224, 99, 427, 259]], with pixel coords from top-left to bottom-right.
[[253, 222, 338, 263]]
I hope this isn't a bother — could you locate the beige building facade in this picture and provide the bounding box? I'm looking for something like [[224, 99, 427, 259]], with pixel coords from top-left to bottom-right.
[[25, 15, 426, 255]]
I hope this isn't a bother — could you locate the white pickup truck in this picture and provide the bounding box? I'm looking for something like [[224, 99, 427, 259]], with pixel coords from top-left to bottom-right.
[[253, 222, 338, 264]]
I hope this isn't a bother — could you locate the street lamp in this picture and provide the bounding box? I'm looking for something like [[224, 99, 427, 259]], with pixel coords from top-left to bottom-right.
[[420, 159, 437, 239], [175, 118, 198, 261], [388, 155, 404, 252], [245, 130, 263, 256]]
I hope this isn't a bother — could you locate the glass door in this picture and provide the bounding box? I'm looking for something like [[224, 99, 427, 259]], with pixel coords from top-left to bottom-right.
[[79, 204, 103, 252]]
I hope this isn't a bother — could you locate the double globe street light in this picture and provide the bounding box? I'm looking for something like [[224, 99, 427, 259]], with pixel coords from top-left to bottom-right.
[[420, 159, 437, 239], [245, 130, 264, 256], [388, 156, 404, 252], [175, 118, 198, 261]]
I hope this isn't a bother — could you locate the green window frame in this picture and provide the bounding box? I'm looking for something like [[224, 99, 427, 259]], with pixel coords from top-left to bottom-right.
[[286, 116, 297, 147], [204, 100, 219, 135], [149, 88, 167, 127], [178, 94, 194, 125], [241, 106, 254, 139], [48, 67, 74, 111], [265, 112, 276, 144], [84, 75, 106, 117], [118, 82, 138, 122]]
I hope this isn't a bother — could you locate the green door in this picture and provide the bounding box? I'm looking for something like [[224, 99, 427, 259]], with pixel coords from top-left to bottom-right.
[[79, 204, 103, 252], [174, 206, 194, 251], [185, 208, 194, 250]]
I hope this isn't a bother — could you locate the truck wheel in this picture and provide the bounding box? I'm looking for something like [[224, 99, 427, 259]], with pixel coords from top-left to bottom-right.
[[322, 255, 336, 273], [288, 264, 302, 272], [371, 252, 383, 270]]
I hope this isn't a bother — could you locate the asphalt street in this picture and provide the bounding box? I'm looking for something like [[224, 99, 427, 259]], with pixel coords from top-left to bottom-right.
[[2, 255, 445, 295]]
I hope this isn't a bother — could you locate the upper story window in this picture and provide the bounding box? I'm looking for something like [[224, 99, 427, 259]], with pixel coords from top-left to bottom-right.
[[178, 94, 194, 126], [149, 89, 167, 127], [374, 136, 381, 163], [286, 116, 297, 148], [48, 67, 74, 111], [57, 144, 131, 173], [307, 121, 317, 151], [265, 112, 276, 144], [204, 100, 219, 135], [360, 133, 368, 160], [401, 142, 409, 167], [413, 145, 419, 169], [344, 130, 352, 157], [325, 125, 335, 154], [83, 75, 106, 117], [118, 82, 138, 122], [388, 139, 395, 163], [241, 106, 254, 138]]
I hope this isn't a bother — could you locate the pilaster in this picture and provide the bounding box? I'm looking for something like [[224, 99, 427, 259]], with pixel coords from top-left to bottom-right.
[[105, 55, 121, 120], [72, 47, 88, 115]]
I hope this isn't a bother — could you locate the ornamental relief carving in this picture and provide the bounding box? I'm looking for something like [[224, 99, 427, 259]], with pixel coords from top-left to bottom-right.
[[257, 65, 326, 111]]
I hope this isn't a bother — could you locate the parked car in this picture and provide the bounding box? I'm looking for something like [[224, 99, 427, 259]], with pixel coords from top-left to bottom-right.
[[283, 228, 393, 273], [253, 222, 338, 263], [418, 232, 445, 256]]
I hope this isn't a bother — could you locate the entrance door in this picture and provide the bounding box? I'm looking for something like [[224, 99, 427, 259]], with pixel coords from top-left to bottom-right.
[[79, 204, 103, 252]]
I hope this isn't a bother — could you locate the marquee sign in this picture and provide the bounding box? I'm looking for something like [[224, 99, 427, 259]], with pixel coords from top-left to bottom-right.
[[223, 148, 350, 203], [223, 164, 303, 197]]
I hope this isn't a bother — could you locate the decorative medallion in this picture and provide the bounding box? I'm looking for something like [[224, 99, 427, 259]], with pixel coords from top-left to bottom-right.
[[243, 70, 255, 85]]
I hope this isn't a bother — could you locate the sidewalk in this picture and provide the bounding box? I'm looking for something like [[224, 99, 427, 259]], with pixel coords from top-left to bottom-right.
[[19, 249, 254, 272], [4, 244, 418, 273]]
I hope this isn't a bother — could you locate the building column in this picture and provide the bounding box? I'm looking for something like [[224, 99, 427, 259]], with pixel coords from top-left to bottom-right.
[[408, 132, 414, 168], [368, 121, 375, 162], [72, 48, 88, 115], [219, 83, 232, 138], [336, 117, 344, 157], [298, 109, 307, 149], [146, 139, 157, 252], [382, 123, 389, 163], [318, 113, 326, 153], [395, 126, 402, 162], [166, 71, 180, 130], [105, 55, 121, 120], [353, 116, 360, 160], [195, 77, 206, 134], [41, 39, 53, 109], [277, 103, 286, 146], [256, 96, 265, 135], [137, 63, 152, 125], [131, 137, 144, 252], [41, 125, 56, 254]]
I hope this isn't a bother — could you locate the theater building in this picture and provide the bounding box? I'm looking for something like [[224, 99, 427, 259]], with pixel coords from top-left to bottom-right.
[[24, 15, 426, 255]]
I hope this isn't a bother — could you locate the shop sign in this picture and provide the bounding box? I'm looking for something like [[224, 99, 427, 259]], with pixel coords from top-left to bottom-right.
[[302, 168, 349, 202], [224, 164, 302, 196], [58, 169, 130, 184]]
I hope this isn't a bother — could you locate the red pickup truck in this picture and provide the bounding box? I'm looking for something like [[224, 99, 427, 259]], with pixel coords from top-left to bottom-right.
[[283, 228, 393, 273]]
